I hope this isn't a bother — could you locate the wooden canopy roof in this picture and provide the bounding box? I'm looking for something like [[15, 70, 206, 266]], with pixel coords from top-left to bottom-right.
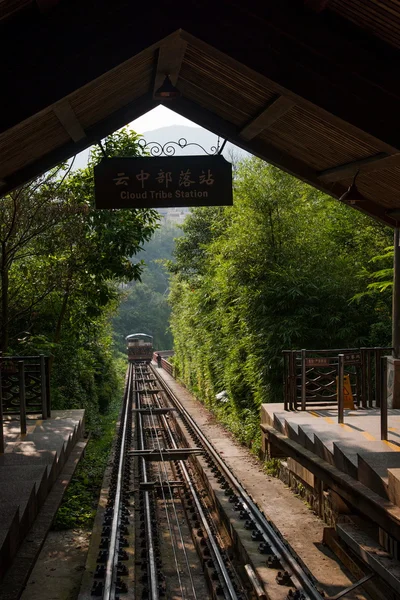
[[1, 0, 400, 225]]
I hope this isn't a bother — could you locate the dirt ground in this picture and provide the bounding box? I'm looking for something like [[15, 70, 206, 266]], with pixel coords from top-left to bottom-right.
[[20, 530, 90, 600]]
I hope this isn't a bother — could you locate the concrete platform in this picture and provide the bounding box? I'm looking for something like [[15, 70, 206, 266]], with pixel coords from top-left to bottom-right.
[[261, 404, 400, 536], [0, 409, 85, 583]]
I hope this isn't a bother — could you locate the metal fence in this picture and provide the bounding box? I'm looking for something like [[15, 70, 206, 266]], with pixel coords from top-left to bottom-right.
[[0, 354, 51, 453], [283, 347, 392, 412]]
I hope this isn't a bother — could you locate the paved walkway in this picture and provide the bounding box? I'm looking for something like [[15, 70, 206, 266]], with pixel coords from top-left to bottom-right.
[[0, 410, 85, 595]]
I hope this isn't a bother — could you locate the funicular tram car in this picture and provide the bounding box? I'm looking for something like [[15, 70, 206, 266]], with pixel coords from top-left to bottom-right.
[[126, 333, 154, 363]]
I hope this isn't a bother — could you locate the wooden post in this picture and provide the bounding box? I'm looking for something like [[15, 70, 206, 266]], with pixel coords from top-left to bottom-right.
[[45, 356, 51, 417], [381, 356, 388, 441], [40, 354, 47, 419], [18, 361, 26, 435], [301, 349, 306, 411], [375, 348, 381, 408], [338, 354, 344, 424], [290, 351, 296, 410], [393, 226, 400, 359]]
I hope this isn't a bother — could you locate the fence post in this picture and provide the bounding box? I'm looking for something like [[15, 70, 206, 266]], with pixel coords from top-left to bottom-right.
[[0, 369, 4, 454], [283, 351, 289, 411], [338, 354, 345, 424], [360, 347, 368, 408], [45, 356, 51, 417], [375, 348, 382, 408], [40, 354, 47, 419], [18, 361, 26, 435], [381, 355, 388, 441], [301, 349, 306, 411], [290, 351, 296, 410]]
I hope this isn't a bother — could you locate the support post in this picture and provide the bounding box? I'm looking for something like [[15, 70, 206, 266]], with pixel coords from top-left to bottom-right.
[[381, 355, 388, 441], [290, 351, 296, 410], [18, 361, 26, 435], [0, 369, 4, 454], [338, 354, 345, 424], [45, 356, 51, 417], [301, 349, 306, 411], [40, 354, 47, 419], [375, 347, 381, 408], [393, 226, 400, 359], [283, 350, 289, 411]]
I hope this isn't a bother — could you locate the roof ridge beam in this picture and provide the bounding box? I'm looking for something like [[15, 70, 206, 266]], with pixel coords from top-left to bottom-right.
[[240, 95, 295, 141], [53, 100, 86, 143], [153, 35, 187, 96]]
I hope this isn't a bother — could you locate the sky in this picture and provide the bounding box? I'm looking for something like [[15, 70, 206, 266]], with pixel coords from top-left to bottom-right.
[[130, 105, 200, 132]]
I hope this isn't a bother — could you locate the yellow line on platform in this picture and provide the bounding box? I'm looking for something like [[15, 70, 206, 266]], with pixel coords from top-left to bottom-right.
[[361, 431, 376, 441], [324, 417, 335, 424], [389, 427, 397, 432], [339, 423, 353, 432], [383, 440, 400, 451], [309, 411, 320, 418]]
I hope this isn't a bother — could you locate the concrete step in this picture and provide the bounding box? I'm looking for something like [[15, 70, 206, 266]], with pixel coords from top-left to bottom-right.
[[0, 483, 38, 556], [0, 506, 20, 579], [5, 436, 68, 477], [0, 450, 58, 486], [333, 442, 360, 479], [313, 428, 368, 467], [357, 442, 400, 499], [0, 465, 49, 507]]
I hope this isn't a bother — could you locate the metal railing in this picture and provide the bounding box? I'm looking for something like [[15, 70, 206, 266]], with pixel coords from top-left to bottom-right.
[[283, 347, 392, 412], [152, 352, 175, 377], [0, 354, 51, 452], [283, 347, 393, 439]]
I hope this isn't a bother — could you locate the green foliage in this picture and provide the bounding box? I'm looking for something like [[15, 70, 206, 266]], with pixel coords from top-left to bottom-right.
[[263, 458, 281, 478], [169, 157, 392, 445], [53, 362, 125, 529], [0, 126, 159, 427], [113, 222, 183, 351]]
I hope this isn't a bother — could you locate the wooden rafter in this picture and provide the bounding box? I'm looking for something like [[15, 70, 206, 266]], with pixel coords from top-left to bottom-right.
[[0, 94, 156, 197], [169, 96, 393, 226], [318, 153, 392, 183], [153, 35, 187, 96], [240, 96, 295, 141], [53, 101, 86, 143]]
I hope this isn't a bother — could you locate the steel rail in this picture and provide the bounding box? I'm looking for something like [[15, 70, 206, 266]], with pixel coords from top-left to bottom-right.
[[151, 365, 324, 600], [146, 405, 195, 600], [136, 364, 160, 600], [153, 392, 239, 600], [103, 363, 132, 600]]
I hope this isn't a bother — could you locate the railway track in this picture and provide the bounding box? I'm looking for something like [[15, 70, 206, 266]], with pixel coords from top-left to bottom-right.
[[85, 362, 328, 600]]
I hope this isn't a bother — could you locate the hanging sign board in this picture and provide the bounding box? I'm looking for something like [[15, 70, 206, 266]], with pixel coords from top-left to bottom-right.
[[94, 155, 233, 209]]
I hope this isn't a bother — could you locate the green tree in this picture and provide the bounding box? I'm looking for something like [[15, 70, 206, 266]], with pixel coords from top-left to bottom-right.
[[169, 157, 392, 446]]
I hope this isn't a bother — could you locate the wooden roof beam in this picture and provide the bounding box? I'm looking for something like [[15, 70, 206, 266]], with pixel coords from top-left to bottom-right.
[[318, 152, 400, 182], [240, 95, 295, 141], [0, 93, 156, 198], [153, 35, 187, 96], [168, 96, 394, 226], [53, 100, 86, 143]]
